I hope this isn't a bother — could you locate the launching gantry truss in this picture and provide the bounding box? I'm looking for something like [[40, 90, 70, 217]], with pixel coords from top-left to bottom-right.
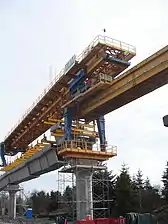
[[0, 35, 136, 170], [3, 35, 136, 154]]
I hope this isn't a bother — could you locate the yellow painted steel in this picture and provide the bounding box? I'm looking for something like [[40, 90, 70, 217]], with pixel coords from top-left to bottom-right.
[[57, 145, 117, 161], [1, 142, 50, 172], [51, 133, 64, 137], [51, 127, 97, 135], [44, 121, 56, 125], [41, 139, 57, 144], [57, 148, 116, 160], [46, 117, 98, 138], [51, 131, 98, 138], [2, 39, 168, 168], [72, 127, 97, 135], [5, 36, 168, 166], [50, 121, 98, 138], [87, 57, 102, 74], [79, 46, 168, 118], [46, 118, 95, 128], [4, 35, 135, 151], [55, 140, 117, 160], [61, 81, 109, 109]]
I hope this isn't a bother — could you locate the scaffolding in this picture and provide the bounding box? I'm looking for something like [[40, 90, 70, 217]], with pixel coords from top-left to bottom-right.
[[56, 159, 113, 221]]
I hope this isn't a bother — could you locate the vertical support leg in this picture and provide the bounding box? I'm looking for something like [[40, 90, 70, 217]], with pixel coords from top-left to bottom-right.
[[64, 107, 72, 140], [7, 185, 19, 219], [96, 116, 106, 151], [8, 192, 17, 219], [76, 170, 93, 220], [0, 142, 7, 166]]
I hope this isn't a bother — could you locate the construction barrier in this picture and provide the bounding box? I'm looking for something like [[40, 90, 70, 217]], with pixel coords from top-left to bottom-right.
[[109, 218, 125, 224], [77, 217, 125, 224], [95, 218, 109, 224], [77, 220, 95, 224]]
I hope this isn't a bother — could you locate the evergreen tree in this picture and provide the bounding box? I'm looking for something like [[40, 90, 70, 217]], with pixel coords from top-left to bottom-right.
[[30, 190, 50, 215], [162, 161, 168, 202], [131, 175, 140, 213], [135, 169, 144, 189], [49, 190, 61, 211], [144, 177, 152, 190], [114, 164, 135, 216], [142, 177, 154, 212], [24, 164, 165, 217], [135, 169, 144, 212]]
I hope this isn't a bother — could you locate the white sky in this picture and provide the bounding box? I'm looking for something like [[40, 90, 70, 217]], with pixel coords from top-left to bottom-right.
[[0, 0, 168, 192]]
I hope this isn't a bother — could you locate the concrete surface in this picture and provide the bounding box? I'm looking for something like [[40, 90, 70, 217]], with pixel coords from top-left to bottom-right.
[[0, 145, 64, 191]]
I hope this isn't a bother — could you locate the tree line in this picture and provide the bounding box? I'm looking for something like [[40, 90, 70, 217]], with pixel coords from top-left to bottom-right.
[[22, 162, 168, 218]]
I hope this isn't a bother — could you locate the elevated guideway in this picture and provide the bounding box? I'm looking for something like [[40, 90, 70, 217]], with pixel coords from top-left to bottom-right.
[[0, 144, 64, 190], [0, 140, 117, 190]]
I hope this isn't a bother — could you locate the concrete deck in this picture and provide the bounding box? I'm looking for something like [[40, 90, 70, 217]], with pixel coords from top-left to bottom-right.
[[0, 145, 64, 191]]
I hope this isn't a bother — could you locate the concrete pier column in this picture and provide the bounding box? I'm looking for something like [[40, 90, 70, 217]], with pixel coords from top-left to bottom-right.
[[7, 185, 20, 219], [9, 191, 17, 219], [76, 170, 93, 220]]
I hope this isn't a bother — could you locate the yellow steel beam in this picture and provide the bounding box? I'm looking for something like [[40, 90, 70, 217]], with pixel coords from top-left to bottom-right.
[[53, 129, 64, 133], [46, 118, 95, 128], [61, 81, 108, 109], [72, 127, 98, 135], [44, 121, 56, 125], [52, 129, 98, 137], [51, 133, 64, 137], [79, 46, 168, 117], [41, 139, 56, 144], [35, 143, 49, 147], [48, 118, 63, 123], [51, 126, 97, 134], [87, 57, 102, 73]]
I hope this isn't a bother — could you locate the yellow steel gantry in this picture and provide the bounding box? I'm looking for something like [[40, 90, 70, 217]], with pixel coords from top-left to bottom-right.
[[4, 35, 135, 151], [1, 35, 168, 172]]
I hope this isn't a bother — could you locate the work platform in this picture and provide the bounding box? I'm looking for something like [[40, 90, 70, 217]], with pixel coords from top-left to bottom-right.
[[57, 140, 117, 160]]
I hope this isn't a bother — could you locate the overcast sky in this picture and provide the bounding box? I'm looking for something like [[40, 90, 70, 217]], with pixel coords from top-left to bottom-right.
[[0, 0, 168, 192]]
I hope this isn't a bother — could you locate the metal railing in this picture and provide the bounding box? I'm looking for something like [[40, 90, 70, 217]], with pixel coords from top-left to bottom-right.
[[93, 143, 117, 154], [5, 35, 136, 140], [77, 35, 136, 62], [58, 140, 117, 155]]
